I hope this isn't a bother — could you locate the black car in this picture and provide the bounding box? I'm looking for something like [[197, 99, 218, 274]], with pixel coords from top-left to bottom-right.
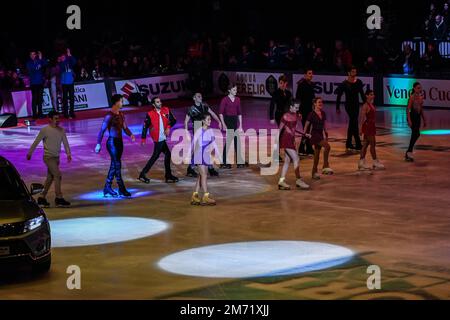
[[0, 155, 51, 273]]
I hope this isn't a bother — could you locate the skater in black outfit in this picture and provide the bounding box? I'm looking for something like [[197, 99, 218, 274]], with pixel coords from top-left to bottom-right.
[[270, 74, 292, 126], [184, 92, 222, 177], [336, 66, 366, 152], [295, 68, 315, 156], [405, 82, 427, 161], [95, 94, 135, 198]]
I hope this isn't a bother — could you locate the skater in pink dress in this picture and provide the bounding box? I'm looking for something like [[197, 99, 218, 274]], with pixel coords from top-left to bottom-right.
[[358, 89, 385, 170], [278, 100, 311, 190]]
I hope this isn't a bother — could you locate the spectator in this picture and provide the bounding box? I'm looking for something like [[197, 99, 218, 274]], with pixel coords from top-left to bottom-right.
[[79, 67, 91, 81], [59, 48, 77, 119], [333, 40, 353, 72], [10, 71, 24, 89], [293, 36, 306, 67], [311, 47, 326, 71], [239, 45, 255, 69], [26, 50, 48, 118], [400, 44, 418, 75], [432, 15, 448, 41], [362, 56, 378, 74], [421, 42, 443, 72], [49, 59, 61, 112], [443, 2, 450, 27], [264, 39, 281, 69], [283, 48, 299, 70], [121, 60, 132, 78]]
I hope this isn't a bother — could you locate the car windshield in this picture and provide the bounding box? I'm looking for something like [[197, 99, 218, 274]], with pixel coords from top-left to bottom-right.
[[0, 166, 28, 200]]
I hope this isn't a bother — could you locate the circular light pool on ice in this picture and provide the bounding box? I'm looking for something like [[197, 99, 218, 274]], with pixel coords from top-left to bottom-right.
[[50, 217, 169, 248], [157, 241, 354, 278]]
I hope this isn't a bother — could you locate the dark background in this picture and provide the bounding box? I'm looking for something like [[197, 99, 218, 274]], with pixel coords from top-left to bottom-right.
[[0, 0, 426, 51]]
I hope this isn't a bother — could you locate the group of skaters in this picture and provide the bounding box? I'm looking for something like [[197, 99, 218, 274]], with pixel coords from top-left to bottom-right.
[[26, 66, 426, 207]]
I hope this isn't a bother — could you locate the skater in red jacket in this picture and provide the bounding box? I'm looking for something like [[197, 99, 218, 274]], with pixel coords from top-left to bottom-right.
[[138, 97, 179, 183]]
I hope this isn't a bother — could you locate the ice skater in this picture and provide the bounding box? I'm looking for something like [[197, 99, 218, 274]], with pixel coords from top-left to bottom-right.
[[336, 66, 366, 152], [190, 114, 221, 206], [358, 90, 385, 170], [184, 92, 221, 178], [219, 84, 247, 169], [277, 100, 311, 190], [95, 94, 135, 197], [405, 82, 427, 162], [295, 68, 315, 156], [304, 97, 334, 180], [138, 97, 179, 183]]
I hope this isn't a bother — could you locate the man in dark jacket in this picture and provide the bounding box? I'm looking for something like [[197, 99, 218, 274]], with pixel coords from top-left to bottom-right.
[[26, 51, 48, 118], [336, 66, 366, 151], [269, 75, 292, 126], [295, 68, 315, 155]]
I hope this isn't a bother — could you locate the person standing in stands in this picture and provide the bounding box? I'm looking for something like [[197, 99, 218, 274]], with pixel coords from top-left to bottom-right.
[[59, 48, 77, 119], [26, 50, 48, 119], [336, 66, 366, 152]]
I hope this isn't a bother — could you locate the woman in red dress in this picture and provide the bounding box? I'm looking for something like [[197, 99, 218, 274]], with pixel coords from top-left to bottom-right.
[[278, 100, 310, 190], [358, 90, 385, 170], [304, 97, 333, 180]]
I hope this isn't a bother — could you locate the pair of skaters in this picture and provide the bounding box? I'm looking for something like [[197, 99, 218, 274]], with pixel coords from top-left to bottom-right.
[[277, 90, 387, 190], [357, 83, 425, 170], [277, 97, 333, 190]]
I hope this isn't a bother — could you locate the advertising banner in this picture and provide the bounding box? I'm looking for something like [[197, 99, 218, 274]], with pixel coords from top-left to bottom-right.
[[114, 73, 189, 105]]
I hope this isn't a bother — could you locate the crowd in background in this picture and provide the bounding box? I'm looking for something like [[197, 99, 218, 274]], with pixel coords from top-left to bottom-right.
[[1, 1, 450, 93]]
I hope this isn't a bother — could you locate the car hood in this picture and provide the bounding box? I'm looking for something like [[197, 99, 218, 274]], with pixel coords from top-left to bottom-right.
[[0, 199, 43, 224]]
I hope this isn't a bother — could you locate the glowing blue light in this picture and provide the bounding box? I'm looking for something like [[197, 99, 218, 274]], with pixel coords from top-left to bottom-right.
[[157, 241, 354, 278], [75, 189, 154, 201], [50, 217, 169, 248], [421, 129, 450, 135]]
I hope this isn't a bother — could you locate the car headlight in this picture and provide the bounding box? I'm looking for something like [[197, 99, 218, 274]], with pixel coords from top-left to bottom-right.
[[23, 215, 45, 233]]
